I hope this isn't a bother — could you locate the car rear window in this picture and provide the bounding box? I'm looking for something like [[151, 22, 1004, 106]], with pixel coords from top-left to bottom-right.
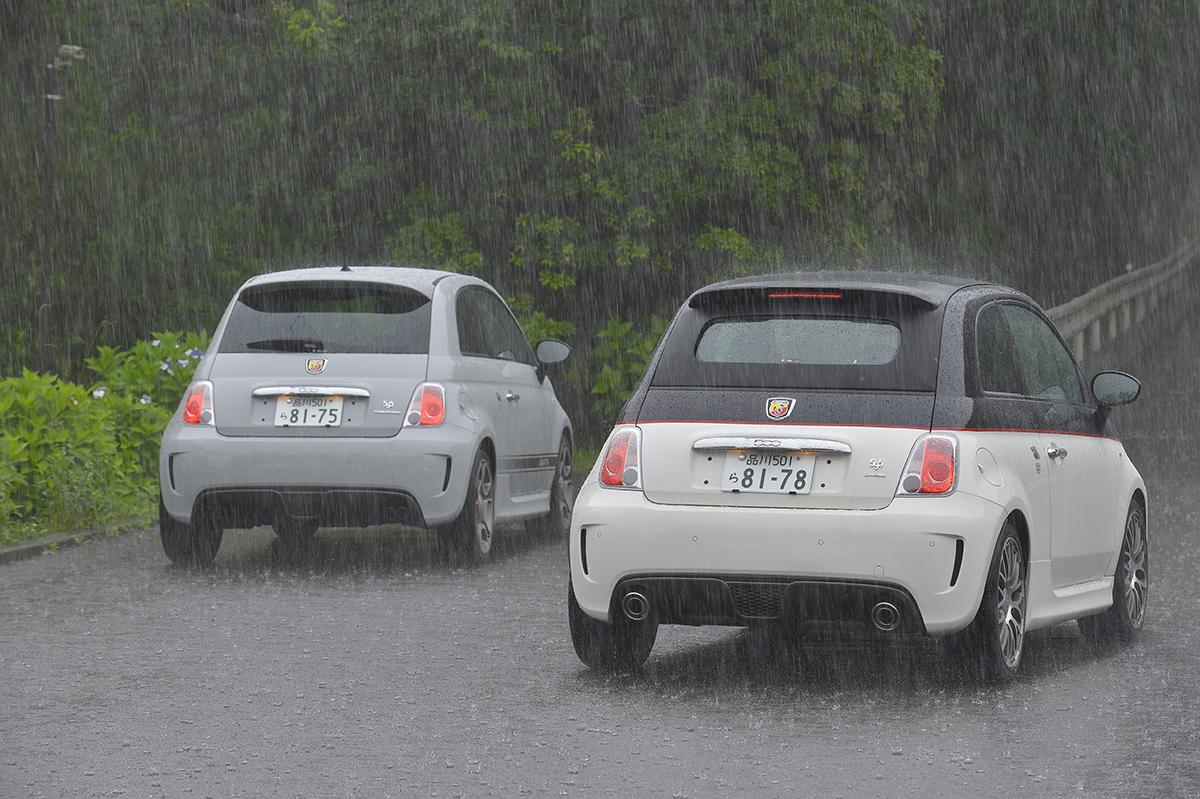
[[697, 318, 901, 365], [651, 289, 942, 391], [218, 281, 432, 355]]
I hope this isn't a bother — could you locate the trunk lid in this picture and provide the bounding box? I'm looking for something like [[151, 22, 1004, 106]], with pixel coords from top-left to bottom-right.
[[637, 389, 931, 510], [634, 284, 944, 509], [208, 278, 433, 437], [211, 353, 426, 437]]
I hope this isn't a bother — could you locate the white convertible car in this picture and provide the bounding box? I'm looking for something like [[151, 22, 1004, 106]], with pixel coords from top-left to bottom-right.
[[568, 273, 1146, 680], [158, 267, 573, 566]]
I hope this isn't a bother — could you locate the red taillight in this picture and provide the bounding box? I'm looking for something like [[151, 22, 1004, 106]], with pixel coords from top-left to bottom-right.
[[404, 383, 445, 427], [768, 291, 842, 299], [897, 433, 957, 496], [599, 427, 642, 489], [182, 381, 213, 425], [420, 387, 444, 425], [919, 436, 956, 493]]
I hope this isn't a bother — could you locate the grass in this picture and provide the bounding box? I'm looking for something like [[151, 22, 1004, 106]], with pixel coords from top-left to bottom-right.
[[573, 447, 598, 480]]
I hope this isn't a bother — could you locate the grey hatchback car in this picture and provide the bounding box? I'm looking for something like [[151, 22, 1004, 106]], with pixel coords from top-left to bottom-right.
[[158, 267, 573, 566]]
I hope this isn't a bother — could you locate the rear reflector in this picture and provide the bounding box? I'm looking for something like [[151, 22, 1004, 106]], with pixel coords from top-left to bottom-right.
[[599, 426, 643, 489], [897, 433, 958, 495], [182, 381, 214, 425], [404, 383, 445, 427]]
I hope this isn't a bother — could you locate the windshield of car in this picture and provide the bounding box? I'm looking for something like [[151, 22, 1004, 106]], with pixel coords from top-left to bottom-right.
[[218, 281, 432, 354]]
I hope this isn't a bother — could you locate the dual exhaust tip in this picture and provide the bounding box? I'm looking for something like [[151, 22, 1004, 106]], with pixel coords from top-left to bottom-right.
[[621, 590, 901, 632]]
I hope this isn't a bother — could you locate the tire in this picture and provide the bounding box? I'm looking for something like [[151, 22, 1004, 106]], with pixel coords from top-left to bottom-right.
[[159, 496, 222, 568], [957, 521, 1027, 683], [527, 433, 573, 540], [1079, 500, 1148, 650], [568, 581, 657, 672], [439, 448, 496, 565]]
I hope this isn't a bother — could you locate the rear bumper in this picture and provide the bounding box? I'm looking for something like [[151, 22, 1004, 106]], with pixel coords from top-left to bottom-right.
[[612, 574, 924, 632], [569, 479, 1008, 635], [158, 421, 479, 527]]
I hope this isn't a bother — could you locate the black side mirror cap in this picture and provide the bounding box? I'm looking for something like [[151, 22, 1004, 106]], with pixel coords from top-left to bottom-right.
[[1092, 370, 1141, 407]]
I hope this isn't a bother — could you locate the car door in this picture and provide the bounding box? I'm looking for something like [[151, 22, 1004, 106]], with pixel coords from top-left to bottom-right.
[[973, 302, 1053, 566], [455, 287, 522, 509], [477, 291, 552, 503], [456, 287, 550, 511], [1000, 303, 1113, 587]]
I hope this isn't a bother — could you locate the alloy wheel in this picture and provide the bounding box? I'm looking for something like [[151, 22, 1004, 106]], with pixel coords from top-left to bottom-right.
[[475, 457, 496, 555], [996, 536, 1026, 670], [1122, 509, 1148, 628], [554, 438, 573, 524]]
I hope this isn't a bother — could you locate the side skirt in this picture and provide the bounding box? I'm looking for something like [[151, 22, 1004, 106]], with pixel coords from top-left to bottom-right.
[[1024, 559, 1115, 630]]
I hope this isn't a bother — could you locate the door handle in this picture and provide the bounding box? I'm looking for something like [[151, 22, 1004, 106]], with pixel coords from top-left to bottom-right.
[[505, 391, 520, 402], [1047, 445, 1068, 460]]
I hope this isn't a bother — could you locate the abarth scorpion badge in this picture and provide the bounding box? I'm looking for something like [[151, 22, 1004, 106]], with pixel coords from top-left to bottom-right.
[[765, 397, 795, 420], [306, 358, 327, 374]]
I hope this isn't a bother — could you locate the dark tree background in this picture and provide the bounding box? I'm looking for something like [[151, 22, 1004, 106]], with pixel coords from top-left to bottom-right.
[[3, 0, 1199, 438]]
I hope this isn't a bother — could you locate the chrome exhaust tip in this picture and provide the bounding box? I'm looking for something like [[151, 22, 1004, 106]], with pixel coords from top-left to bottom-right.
[[871, 601, 900, 632], [621, 591, 650, 622]]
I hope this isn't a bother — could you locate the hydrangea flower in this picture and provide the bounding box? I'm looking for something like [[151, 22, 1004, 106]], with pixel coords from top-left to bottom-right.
[[139, 394, 152, 405], [92, 386, 107, 399]]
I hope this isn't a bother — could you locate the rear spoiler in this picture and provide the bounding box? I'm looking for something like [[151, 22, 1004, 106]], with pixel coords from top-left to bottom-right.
[[689, 285, 943, 310]]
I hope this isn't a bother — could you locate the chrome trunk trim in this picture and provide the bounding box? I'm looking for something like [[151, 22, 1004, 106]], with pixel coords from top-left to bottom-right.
[[691, 436, 852, 454], [251, 386, 371, 398]]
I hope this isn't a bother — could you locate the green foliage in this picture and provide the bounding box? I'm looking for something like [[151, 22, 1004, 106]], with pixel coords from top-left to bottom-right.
[[4, 0, 1198, 443], [388, 191, 485, 274], [0, 371, 149, 540], [271, 1, 346, 51], [589, 316, 668, 423], [507, 295, 576, 345], [0, 333, 202, 544], [84, 331, 209, 406]]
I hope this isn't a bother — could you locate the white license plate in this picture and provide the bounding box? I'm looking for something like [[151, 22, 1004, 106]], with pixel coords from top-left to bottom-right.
[[721, 451, 816, 494], [274, 395, 344, 427]]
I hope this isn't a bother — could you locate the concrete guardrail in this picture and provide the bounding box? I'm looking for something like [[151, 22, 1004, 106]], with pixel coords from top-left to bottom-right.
[[1046, 237, 1200, 359]]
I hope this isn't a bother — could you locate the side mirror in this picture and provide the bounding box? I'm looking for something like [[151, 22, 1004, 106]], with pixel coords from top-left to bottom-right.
[[535, 339, 570, 383], [1092, 371, 1141, 407], [536, 339, 571, 365]]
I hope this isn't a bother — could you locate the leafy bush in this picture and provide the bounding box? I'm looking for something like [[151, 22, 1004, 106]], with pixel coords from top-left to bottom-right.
[[85, 331, 208, 477], [84, 331, 209, 407], [589, 316, 667, 423], [0, 333, 205, 544], [0, 372, 139, 535]]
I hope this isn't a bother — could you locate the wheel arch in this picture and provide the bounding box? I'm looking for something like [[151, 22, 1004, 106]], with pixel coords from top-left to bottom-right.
[[1004, 507, 1031, 571], [477, 435, 496, 467]]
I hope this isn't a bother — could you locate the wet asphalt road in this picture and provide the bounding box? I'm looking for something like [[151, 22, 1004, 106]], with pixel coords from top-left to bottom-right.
[[3, 307, 1200, 798]]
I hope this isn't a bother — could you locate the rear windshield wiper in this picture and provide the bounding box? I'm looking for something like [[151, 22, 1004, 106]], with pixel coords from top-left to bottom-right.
[[244, 338, 325, 353]]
